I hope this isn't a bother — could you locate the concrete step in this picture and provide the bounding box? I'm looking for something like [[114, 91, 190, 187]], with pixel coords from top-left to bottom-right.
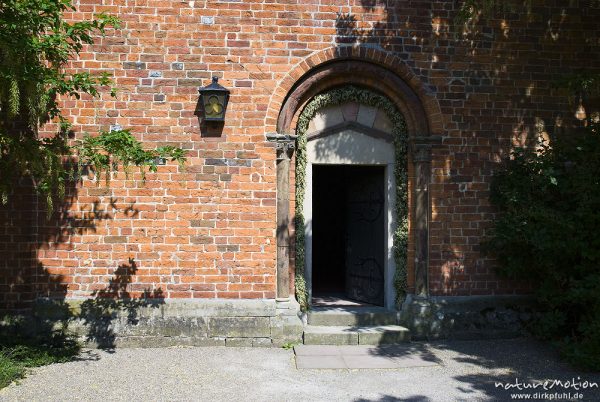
[[307, 307, 399, 326], [303, 325, 411, 345]]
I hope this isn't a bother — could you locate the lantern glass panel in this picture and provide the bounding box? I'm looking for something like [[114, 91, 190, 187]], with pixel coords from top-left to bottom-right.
[[203, 93, 226, 120]]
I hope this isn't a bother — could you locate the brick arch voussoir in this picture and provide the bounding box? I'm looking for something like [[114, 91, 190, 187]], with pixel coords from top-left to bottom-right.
[[265, 46, 442, 136]]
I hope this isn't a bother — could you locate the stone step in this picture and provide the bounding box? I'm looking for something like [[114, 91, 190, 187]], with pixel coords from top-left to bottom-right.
[[308, 307, 399, 326], [303, 325, 411, 345]]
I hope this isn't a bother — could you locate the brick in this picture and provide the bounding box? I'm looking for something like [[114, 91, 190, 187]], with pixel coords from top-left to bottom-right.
[[191, 236, 213, 244], [217, 245, 239, 252], [227, 40, 250, 48], [123, 61, 146, 70], [104, 236, 127, 244], [190, 220, 215, 228], [87, 188, 111, 196]]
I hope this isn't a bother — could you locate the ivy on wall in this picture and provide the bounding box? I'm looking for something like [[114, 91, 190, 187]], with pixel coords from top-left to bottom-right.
[[294, 86, 409, 311]]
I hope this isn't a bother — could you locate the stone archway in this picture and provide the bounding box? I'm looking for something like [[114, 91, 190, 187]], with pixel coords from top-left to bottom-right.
[[265, 46, 444, 136], [268, 55, 441, 311]]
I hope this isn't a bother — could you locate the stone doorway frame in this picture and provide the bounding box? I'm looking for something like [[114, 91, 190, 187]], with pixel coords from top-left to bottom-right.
[[304, 123, 397, 308]]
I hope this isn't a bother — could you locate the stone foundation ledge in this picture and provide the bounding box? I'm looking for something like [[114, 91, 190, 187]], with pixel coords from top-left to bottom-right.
[[400, 295, 537, 341], [8, 298, 304, 349]]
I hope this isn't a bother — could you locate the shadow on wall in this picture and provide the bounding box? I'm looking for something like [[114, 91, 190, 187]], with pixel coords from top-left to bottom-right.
[[312, 132, 388, 164], [0, 175, 163, 351], [79, 258, 164, 351]]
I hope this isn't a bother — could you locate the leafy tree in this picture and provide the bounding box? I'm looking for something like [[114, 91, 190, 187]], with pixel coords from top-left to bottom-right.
[[0, 0, 184, 211], [485, 121, 600, 370]]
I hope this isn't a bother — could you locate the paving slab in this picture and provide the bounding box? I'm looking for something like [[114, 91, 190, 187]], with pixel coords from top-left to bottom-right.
[[294, 344, 343, 356], [342, 355, 399, 369], [295, 355, 347, 369], [336, 344, 430, 356], [294, 345, 441, 369], [295, 344, 425, 356]]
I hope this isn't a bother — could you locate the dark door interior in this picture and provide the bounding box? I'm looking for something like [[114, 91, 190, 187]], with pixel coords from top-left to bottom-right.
[[312, 165, 385, 306]]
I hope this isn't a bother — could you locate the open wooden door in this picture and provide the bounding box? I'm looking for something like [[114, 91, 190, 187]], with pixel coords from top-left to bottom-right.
[[344, 166, 385, 306]]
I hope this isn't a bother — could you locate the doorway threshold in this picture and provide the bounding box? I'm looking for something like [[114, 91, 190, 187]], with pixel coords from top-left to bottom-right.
[[311, 293, 379, 308]]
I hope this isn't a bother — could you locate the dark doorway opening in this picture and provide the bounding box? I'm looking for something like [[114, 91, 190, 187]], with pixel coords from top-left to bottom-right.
[[312, 165, 385, 306]]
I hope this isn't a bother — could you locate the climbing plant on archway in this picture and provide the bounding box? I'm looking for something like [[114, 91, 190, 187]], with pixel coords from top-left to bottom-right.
[[294, 86, 409, 311]]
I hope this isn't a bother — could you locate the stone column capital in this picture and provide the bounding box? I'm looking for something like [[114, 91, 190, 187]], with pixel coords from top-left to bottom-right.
[[410, 135, 443, 145], [410, 135, 442, 163], [266, 132, 297, 160], [412, 143, 432, 163]]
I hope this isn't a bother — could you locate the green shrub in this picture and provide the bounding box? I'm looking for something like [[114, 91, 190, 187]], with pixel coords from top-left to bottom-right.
[[485, 122, 600, 371], [0, 316, 80, 389], [0, 353, 25, 389], [0, 343, 80, 389]]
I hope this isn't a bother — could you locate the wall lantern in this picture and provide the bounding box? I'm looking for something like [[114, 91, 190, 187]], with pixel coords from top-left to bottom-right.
[[199, 77, 230, 122], [575, 96, 587, 121]]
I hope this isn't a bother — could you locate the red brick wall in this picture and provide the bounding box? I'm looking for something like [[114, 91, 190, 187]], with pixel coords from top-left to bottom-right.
[[1, 0, 599, 308]]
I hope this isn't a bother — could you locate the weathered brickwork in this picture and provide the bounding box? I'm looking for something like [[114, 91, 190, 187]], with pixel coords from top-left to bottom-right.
[[1, 0, 599, 309]]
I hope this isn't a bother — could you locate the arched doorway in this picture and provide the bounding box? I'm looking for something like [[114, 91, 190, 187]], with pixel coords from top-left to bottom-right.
[[269, 54, 442, 312]]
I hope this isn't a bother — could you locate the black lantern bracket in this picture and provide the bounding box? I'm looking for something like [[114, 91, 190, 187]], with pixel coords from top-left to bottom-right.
[[199, 76, 230, 123]]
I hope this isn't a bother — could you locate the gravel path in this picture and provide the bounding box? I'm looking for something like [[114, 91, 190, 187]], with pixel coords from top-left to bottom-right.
[[1, 338, 598, 401]]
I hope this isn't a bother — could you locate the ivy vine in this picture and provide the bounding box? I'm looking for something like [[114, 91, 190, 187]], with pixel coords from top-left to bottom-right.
[[294, 86, 409, 311]]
